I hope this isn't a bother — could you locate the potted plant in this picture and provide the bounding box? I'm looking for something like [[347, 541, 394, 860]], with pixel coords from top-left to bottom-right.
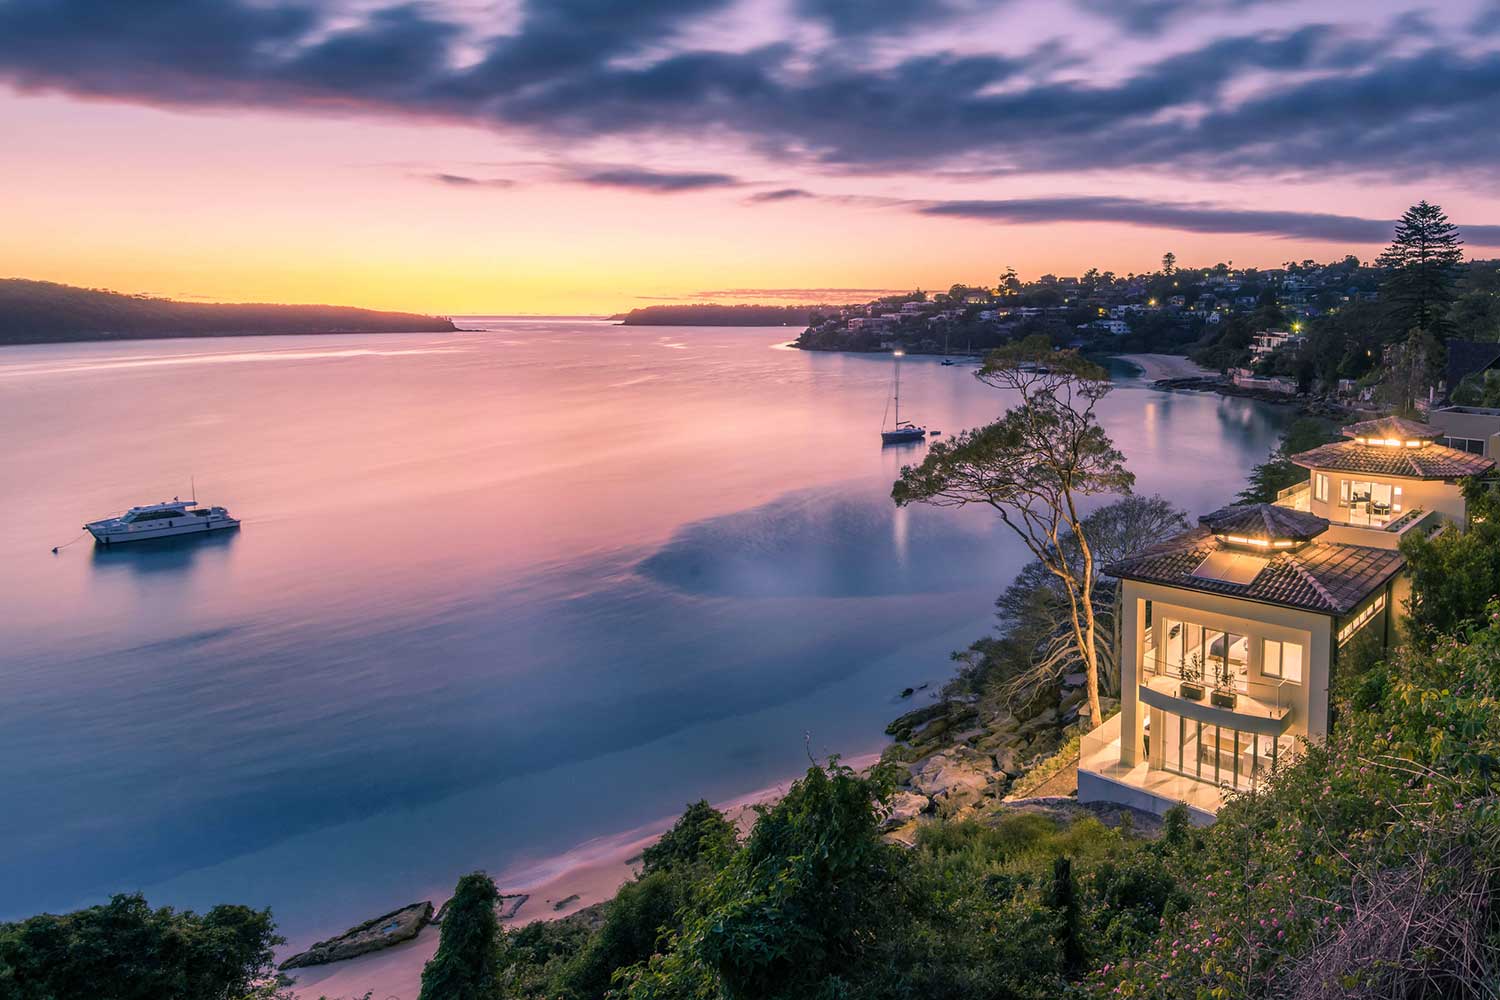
[[1211, 657, 1239, 709], [1178, 652, 1206, 701]]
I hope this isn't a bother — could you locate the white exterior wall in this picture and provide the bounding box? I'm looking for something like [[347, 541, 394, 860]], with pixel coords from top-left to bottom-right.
[[1120, 581, 1330, 752], [1305, 468, 1468, 527], [1429, 407, 1500, 461]]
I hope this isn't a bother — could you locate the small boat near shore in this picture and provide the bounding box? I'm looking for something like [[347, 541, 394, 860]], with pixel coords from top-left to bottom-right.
[[85, 496, 239, 545], [881, 349, 928, 445]]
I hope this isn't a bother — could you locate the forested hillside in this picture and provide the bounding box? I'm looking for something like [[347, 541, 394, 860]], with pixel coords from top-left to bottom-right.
[[615, 303, 833, 326], [0, 279, 456, 345]]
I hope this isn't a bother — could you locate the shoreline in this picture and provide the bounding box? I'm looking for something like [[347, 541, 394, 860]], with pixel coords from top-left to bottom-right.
[[287, 751, 883, 999], [1111, 352, 1217, 382]]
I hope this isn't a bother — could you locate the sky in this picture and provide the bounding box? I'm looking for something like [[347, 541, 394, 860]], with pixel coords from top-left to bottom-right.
[[4, 0, 1500, 314]]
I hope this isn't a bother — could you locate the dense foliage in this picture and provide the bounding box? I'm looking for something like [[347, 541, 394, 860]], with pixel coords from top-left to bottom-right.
[[420, 873, 503, 1000], [1401, 480, 1500, 643], [0, 278, 455, 345], [0, 893, 282, 1000]]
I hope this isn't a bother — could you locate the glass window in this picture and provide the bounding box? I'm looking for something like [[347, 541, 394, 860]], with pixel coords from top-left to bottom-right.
[[1206, 630, 1248, 691], [126, 509, 182, 523], [1263, 639, 1303, 683], [1313, 473, 1328, 502], [1443, 436, 1486, 454]]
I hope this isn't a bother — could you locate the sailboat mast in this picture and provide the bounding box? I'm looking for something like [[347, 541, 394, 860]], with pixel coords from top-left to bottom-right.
[[893, 349, 901, 426]]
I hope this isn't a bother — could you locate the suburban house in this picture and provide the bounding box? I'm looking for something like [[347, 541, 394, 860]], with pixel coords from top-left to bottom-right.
[[1429, 405, 1500, 461], [1285, 416, 1493, 530], [1250, 329, 1300, 357], [1078, 415, 1494, 821]]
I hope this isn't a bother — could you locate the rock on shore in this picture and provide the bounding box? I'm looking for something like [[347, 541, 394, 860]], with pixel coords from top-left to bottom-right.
[[278, 901, 434, 970]]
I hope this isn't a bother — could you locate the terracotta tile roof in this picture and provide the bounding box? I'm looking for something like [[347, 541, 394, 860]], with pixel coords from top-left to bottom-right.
[[1341, 416, 1440, 441], [1198, 503, 1329, 541], [1106, 527, 1405, 615], [1290, 440, 1494, 479]]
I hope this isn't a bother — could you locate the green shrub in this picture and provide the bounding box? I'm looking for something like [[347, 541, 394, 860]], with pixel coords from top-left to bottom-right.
[[0, 893, 281, 1000], [420, 873, 501, 1000]]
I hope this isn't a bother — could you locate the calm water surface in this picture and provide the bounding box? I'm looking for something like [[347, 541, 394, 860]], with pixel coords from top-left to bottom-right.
[[0, 322, 1290, 947]]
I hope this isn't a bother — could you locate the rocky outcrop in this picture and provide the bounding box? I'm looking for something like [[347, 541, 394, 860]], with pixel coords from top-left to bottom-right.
[[885, 703, 950, 741], [908, 748, 995, 817], [279, 901, 433, 970], [883, 790, 931, 828]]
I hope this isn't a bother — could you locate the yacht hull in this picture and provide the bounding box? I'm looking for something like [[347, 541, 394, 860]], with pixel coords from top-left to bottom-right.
[[87, 518, 240, 545]]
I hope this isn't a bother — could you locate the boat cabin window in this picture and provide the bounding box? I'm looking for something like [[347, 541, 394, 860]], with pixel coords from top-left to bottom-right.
[[126, 509, 183, 523]]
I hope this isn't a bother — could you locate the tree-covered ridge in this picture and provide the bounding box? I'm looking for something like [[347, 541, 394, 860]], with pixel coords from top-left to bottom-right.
[[615, 304, 836, 326], [0, 278, 456, 345]]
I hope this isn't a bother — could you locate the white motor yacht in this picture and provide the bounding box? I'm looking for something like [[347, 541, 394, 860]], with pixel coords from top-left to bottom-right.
[[85, 497, 239, 545]]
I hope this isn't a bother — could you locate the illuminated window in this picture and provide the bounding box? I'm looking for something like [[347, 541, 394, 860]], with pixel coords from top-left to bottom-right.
[[1444, 436, 1486, 455], [1338, 594, 1387, 647], [1262, 639, 1303, 683], [1313, 474, 1328, 502]]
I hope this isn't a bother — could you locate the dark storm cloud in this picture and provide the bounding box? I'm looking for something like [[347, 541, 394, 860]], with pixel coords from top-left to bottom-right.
[[2, 0, 1500, 183], [919, 196, 1500, 245], [426, 173, 516, 188], [575, 168, 741, 192], [1473, 1, 1500, 35], [794, 0, 971, 34], [1074, 0, 1274, 36], [746, 188, 816, 202]]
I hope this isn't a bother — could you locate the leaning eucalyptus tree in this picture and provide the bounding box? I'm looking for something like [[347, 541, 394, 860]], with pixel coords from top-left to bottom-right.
[[892, 337, 1134, 727], [990, 495, 1188, 708]]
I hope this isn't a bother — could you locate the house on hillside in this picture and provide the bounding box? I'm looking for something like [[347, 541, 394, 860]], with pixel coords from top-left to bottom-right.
[[1289, 416, 1492, 529], [1429, 405, 1500, 460], [1078, 416, 1494, 821], [1250, 329, 1299, 357]]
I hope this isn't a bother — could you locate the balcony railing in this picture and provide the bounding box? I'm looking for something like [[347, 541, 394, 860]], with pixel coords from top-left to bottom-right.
[[1273, 480, 1310, 511]]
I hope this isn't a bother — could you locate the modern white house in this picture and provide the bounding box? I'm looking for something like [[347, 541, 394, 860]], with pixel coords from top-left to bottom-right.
[[1429, 405, 1500, 462], [1287, 415, 1493, 531], [1250, 329, 1301, 356], [1078, 415, 1493, 821]]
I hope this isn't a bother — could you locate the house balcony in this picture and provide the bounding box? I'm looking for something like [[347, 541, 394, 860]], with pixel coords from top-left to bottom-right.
[[1319, 507, 1437, 549], [1273, 480, 1310, 511], [1078, 713, 1221, 821], [1138, 674, 1292, 737]]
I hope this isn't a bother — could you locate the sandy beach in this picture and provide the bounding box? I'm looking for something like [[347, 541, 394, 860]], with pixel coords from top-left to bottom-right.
[[288, 751, 882, 1000], [1114, 353, 1218, 382]]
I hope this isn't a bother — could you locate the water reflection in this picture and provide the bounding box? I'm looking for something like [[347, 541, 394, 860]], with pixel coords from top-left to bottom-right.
[[637, 488, 991, 599], [88, 529, 239, 576]]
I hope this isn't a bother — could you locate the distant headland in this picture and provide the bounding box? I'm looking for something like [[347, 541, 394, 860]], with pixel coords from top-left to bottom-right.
[[0, 279, 457, 346], [613, 303, 843, 326]]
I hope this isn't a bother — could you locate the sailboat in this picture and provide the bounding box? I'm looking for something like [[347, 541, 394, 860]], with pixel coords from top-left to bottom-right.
[[881, 349, 928, 444]]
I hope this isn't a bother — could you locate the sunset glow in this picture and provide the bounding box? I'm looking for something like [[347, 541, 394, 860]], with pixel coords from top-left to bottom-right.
[[4, 0, 1500, 313]]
